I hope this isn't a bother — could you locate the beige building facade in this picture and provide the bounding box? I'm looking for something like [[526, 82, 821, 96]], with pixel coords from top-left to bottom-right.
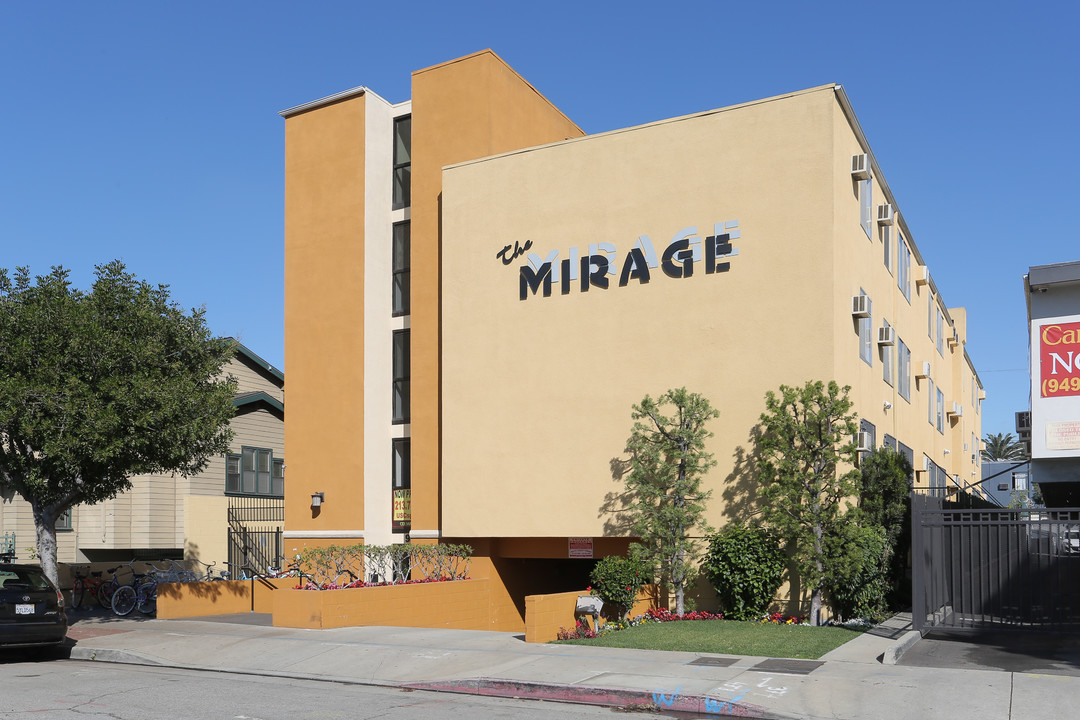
[[0, 342, 285, 571], [281, 52, 984, 627]]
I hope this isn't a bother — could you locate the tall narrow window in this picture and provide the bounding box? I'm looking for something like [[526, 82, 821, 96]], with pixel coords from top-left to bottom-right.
[[392, 116, 411, 210], [860, 179, 873, 238], [898, 338, 911, 401], [936, 388, 945, 433], [928, 378, 935, 426], [393, 330, 410, 424], [392, 438, 411, 533], [897, 232, 911, 301], [393, 221, 410, 316], [882, 320, 894, 386], [936, 308, 945, 356], [882, 225, 893, 274], [858, 290, 873, 366], [928, 293, 935, 339]]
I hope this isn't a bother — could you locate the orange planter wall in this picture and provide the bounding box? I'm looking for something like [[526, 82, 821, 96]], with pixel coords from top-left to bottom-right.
[[271, 579, 493, 630], [524, 586, 660, 643]]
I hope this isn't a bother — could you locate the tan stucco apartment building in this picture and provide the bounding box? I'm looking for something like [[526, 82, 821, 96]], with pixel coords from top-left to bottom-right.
[[281, 50, 984, 629]]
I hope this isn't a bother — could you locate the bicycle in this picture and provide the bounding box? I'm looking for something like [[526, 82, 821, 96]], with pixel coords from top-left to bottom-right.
[[68, 565, 119, 609], [111, 564, 160, 616]]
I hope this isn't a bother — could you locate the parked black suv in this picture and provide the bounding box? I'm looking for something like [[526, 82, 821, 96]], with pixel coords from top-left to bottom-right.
[[0, 564, 68, 651]]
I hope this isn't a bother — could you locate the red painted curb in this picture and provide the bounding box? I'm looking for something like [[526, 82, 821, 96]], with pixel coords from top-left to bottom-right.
[[403, 678, 767, 717]]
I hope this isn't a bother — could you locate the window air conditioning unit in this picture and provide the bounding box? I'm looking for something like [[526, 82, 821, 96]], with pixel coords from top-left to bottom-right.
[[1016, 411, 1031, 432], [877, 326, 896, 346], [856, 432, 872, 452], [915, 361, 931, 379], [851, 295, 871, 317], [948, 402, 963, 418], [915, 266, 930, 286], [876, 204, 895, 225], [851, 153, 871, 181]]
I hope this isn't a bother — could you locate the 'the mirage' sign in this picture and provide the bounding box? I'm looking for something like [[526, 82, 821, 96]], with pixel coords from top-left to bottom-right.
[[499, 221, 741, 300]]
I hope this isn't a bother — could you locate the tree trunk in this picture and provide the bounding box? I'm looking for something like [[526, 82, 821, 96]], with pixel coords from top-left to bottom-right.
[[811, 520, 824, 626], [31, 501, 59, 587]]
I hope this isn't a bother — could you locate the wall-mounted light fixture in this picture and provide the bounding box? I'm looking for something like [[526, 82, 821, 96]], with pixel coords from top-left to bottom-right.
[[883, 401, 893, 411], [311, 492, 325, 508]]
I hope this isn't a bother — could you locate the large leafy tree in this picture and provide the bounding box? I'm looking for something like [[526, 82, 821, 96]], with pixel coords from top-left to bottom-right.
[[624, 388, 718, 614], [756, 380, 860, 625], [0, 262, 237, 584], [982, 432, 1026, 461]]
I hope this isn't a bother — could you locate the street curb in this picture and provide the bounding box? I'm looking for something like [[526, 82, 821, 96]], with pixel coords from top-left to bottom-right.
[[405, 678, 779, 718], [68, 648, 788, 719], [70, 646, 165, 666], [881, 630, 921, 665]]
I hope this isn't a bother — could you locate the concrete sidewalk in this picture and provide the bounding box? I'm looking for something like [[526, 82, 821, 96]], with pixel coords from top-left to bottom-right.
[[62, 611, 1079, 719]]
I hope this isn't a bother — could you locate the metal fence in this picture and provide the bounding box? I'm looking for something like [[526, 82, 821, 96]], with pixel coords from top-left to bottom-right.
[[227, 528, 283, 578], [912, 491, 1080, 632], [226, 496, 284, 577]]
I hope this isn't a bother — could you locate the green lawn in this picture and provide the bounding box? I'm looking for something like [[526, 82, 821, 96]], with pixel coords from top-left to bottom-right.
[[555, 620, 865, 659]]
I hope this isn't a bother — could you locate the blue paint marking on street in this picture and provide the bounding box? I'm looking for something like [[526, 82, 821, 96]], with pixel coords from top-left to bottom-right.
[[652, 686, 681, 707]]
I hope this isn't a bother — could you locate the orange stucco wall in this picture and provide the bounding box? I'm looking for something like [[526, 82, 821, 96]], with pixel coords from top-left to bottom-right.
[[283, 93, 368, 533], [408, 50, 585, 533], [524, 586, 660, 643], [271, 579, 492, 629], [156, 578, 296, 618]]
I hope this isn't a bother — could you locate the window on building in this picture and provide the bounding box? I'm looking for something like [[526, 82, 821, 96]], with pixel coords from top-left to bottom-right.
[[393, 329, 410, 424], [226, 447, 284, 497], [882, 225, 893, 275], [898, 338, 911, 401], [928, 378, 935, 426], [936, 308, 945, 356], [393, 221, 410, 316], [927, 293, 934, 339], [936, 387, 945, 433], [897, 232, 911, 301], [392, 438, 411, 533], [860, 179, 873, 239], [882, 320, 894, 386], [858, 290, 872, 366], [56, 508, 72, 531], [392, 115, 411, 210]]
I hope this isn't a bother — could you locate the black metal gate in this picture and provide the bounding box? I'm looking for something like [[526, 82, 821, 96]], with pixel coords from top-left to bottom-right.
[[226, 497, 284, 578], [912, 491, 1080, 632]]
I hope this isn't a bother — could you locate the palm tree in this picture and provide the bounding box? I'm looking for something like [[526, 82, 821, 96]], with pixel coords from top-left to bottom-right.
[[981, 432, 1027, 461]]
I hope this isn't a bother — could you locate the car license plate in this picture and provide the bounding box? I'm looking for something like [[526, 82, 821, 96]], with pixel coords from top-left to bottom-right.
[[15, 603, 34, 615]]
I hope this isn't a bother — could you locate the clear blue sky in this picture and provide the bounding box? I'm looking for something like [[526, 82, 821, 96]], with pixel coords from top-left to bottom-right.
[[2, 1, 1077, 439]]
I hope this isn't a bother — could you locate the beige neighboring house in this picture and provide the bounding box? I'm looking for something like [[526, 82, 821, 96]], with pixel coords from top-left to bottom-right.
[[0, 341, 284, 574]]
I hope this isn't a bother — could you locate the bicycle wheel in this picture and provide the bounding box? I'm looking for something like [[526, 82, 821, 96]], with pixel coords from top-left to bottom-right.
[[136, 581, 157, 615], [71, 579, 86, 609], [97, 582, 116, 608], [111, 585, 137, 616]]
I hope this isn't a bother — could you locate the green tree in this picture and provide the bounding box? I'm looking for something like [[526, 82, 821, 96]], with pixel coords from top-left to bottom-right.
[[0, 263, 237, 584], [624, 388, 718, 615], [857, 447, 912, 549], [755, 380, 860, 625], [702, 524, 785, 620], [981, 432, 1026, 461]]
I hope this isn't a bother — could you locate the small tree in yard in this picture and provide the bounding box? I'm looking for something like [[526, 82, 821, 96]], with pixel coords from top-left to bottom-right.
[[756, 380, 860, 626], [702, 524, 785, 620], [624, 388, 718, 615], [0, 262, 237, 585]]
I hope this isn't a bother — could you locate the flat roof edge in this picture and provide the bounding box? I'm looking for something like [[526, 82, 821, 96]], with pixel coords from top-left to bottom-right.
[[279, 86, 368, 118]]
